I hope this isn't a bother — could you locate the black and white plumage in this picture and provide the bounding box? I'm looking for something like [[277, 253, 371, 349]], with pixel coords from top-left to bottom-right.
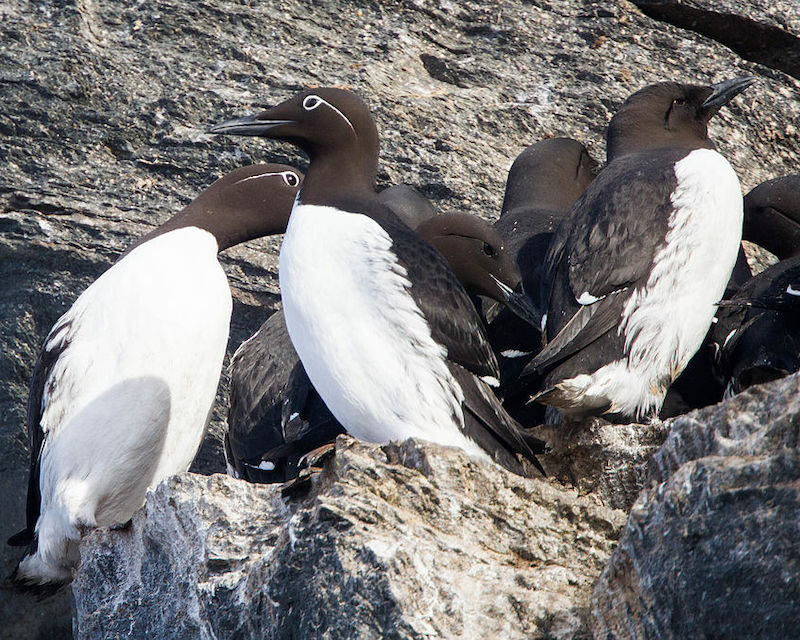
[[713, 256, 800, 394], [521, 78, 754, 420], [661, 174, 800, 416], [210, 88, 545, 476], [489, 138, 598, 398], [225, 309, 341, 483], [225, 201, 540, 483], [8, 164, 301, 589], [708, 175, 800, 395], [224, 182, 435, 484]]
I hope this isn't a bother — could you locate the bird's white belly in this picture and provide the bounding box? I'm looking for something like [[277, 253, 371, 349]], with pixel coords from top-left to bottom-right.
[[279, 204, 470, 448], [565, 148, 744, 418], [38, 227, 231, 553]]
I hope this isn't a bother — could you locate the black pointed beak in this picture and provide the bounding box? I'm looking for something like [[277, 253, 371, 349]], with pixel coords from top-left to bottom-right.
[[491, 276, 543, 328], [207, 114, 294, 136], [702, 76, 756, 109]]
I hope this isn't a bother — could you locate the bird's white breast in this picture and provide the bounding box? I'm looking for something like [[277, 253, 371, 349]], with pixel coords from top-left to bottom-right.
[[279, 203, 483, 455], [563, 149, 744, 418], [621, 147, 743, 368], [38, 227, 231, 534]]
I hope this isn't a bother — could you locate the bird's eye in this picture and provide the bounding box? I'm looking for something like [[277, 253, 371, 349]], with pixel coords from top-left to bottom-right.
[[673, 97, 686, 106], [302, 95, 322, 111], [481, 242, 496, 257], [282, 171, 299, 187]]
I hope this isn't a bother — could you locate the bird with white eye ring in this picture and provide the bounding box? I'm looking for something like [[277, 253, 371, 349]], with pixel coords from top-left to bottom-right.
[[209, 87, 547, 477]]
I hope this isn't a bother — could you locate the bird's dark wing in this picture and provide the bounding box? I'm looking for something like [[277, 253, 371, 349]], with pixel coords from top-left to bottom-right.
[[559, 151, 677, 302], [522, 292, 627, 376], [226, 312, 297, 473], [448, 363, 546, 477], [386, 221, 500, 382], [747, 260, 800, 311], [711, 257, 800, 394], [717, 257, 800, 312], [233, 361, 343, 484], [525, 151, 680, 375], [8, 318, 73, 547], [227, 311, 345, 484], [281, 361, 343, 446]]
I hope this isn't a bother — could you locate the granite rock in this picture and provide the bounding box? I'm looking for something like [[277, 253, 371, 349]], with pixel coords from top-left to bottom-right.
[[534, 419, 670, 512], [73, 437, 626, 640], [632, 0, 800, 80], [592, 373, 800, 639]]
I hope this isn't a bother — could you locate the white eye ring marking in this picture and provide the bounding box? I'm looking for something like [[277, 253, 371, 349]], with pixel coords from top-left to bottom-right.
[[302, 95, 323, 110], [301, 93, 356, 134], [233, 170, 301, 189], [281, 171, 300, 187]]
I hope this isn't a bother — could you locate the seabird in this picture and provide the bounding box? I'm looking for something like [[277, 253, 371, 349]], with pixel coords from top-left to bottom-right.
[[210, 88, 545, 476], [489, 138, 598, 380], [224, 181, 437, 484], [226, 209, 539, 483], [521, 77, 755, 420], [496, 137, 599, 307], [7, 163, 301, 589], [742, 174, 800, 260], [710, 175, 800, 394], [663, 174, 800, 415], [713, 255, 800, 394], [225, 309, 337, 483]]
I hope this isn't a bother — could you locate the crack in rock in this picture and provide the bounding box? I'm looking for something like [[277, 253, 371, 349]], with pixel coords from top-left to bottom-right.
[[634, 1, 800, 80]]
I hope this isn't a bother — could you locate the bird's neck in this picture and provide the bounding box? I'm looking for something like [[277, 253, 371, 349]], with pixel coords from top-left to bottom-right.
[[299, 145, 379, 208], [124, 195, 289, 257]]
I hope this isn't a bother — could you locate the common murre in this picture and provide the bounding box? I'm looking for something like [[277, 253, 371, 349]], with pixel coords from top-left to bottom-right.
[[7, 164, 301, 589], [489, 137, 598, 408], [226, 206, 541, 483], [210, 88, 545, 475], [521, 77, 755, 420]]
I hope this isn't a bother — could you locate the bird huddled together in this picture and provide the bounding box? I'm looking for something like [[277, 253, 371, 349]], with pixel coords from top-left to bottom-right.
[[9, 75, 800, 591]]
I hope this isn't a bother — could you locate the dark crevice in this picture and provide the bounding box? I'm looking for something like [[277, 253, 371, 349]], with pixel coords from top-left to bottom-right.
[[633, 1, 800, 81], [420, 53, 469, 88], [5, 193, 69, 215]]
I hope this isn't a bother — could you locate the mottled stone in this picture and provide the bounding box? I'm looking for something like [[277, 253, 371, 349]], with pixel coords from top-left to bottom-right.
[[632, 0, 800, 80], [592, 374, 800, 639], [534, 419, 670, 512], [73, 438, 626, 640]]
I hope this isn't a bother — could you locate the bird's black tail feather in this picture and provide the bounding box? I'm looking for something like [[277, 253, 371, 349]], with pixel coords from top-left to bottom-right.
[[3, 535, 69, 600]]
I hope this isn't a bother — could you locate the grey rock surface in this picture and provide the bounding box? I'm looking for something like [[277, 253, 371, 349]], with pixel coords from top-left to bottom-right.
[[534, 419, 670, 512], [73, 437, 626, 640], [2, 0, 800, 637], [632, 0, 800, 80], [592, 373, 800, 639]]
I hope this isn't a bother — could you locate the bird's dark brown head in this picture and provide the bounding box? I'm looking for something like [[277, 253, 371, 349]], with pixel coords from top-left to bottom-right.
[[416, 213, 521, 301], [743, 175, 800, 260], [128, 164, 303, 255], [209, 88, 379, 197], [501, 137, 599, 216], [606, 77, 755, 162]]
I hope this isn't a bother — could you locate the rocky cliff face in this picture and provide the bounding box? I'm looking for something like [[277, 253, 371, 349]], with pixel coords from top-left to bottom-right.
[[74, 439, 626, 640], [593, 374, 800, 640], [2, 0, 799, 638], [72, 375, 800, 639]]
